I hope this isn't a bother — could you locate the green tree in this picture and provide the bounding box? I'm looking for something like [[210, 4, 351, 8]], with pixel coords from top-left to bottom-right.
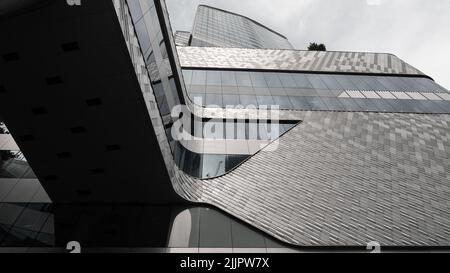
[[308, 42, 327, 51]]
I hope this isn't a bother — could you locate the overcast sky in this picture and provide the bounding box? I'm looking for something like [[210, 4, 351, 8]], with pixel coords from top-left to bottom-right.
[[166, 0, 450, 89]]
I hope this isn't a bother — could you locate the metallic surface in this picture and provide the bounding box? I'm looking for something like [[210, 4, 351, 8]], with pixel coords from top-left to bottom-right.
[[178, 47, 425, 76]]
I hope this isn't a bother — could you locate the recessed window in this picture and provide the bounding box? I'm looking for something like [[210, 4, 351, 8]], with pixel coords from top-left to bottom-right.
[[2, 52, 20, 62], [86, 98, 102, 106], [19, 135, 35, 142], [106, 144, 121, 151], [0, 85, 6, 93], [61, 42, 80, 52], [56, 152, 71, 159], [46, 76, 63, 85], [71, 126, 86, 134], [32, 107, 48, 115]]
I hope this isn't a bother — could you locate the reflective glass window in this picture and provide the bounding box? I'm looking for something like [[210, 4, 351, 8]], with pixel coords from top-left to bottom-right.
[[257, 96, 274, 106], [201, 155, 226, 178], [334, 75, 356, 90], [273, 96, 293, 109], [306, 75, 328, 90], [321, 97, 345, 111], [250, 72, 267, 88], [264, 73, 283, 88], [320, 75, 344, 91], [182, 70, 193, 85], [235, 71, 253, 87], [205, 94, 223, 107], [292, 74, 313, 89], [206, 71, 221, 85], [223, 95, 240, 106], [240, 95, 258, 107], [192, 70, 206, 85], [348, 76, 372, 90], [289, 97, 311, 110], [304, 96, 328, 110], [278, 73, 297, 88], [226, 155, 250, 172], [221, 71, 237, 86]]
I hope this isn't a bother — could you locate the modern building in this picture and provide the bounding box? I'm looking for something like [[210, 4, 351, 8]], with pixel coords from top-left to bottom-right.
[[1, 0, 450, 252], [190, 5, 293, 49]]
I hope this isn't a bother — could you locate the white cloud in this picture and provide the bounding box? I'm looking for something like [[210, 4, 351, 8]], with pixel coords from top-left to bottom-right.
[[167, 0, 450, 88]]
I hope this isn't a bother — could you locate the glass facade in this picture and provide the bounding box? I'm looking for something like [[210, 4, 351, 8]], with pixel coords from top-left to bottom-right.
[[127, 0, 183, 127], [191, 5, 293, 49], [173, 120, 297, 178], [0, 203, 287, 250], [184, 69, 450, 114], [126, 1, 297, 179]]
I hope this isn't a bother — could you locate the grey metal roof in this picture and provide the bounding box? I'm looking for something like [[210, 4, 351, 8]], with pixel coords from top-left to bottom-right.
[[177, 47, 425, 76]]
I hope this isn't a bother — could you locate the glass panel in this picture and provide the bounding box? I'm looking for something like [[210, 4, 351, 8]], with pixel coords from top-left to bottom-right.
[[205, 94, 223, 107], [240, 95, 258, 107], [235, 71, 252, 87], [353, 99, 381, 112], [264, 73, 283, 88], [278, 73, 297, 88], [289, 96, 311, 110], [370, 99, 395, 112], [348, 76, 372, 91], [191, 70, 206, 85], [304, 97, 328, 110], [221, 71, 237, 86], [375, 76, 399, 90], [321, 97, 345, 111], [306, 74, 328, 90], [361, 76, 384, 91], [201, 155, 226, 179], [320, 75, 344, 91], [206, 71, 221, 85], [257, 96, 274, 106], [337, 98, 363, 111], [222, 95, 240, 106], [272, 96, 293, 109], [182, 70, 193, 86], [134, 20, 151, 54], [250, 72, 267, 88], [292, 74, 313, 89], [226, 155, 250, 172], [334, 75, 356, 90]]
